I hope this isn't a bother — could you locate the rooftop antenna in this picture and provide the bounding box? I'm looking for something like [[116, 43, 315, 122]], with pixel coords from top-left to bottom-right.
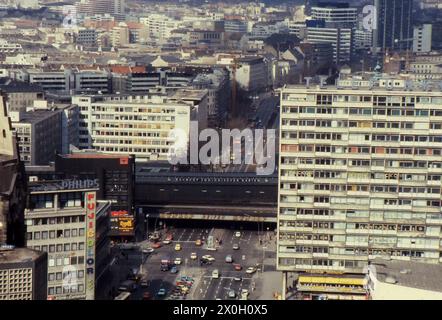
[[304, 76, 312, 88]]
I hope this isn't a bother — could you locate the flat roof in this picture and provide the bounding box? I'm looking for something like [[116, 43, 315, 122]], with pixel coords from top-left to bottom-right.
[[372, 258, 442, 293], [14, 109, 61, 124], [0, 247, 43, 264]]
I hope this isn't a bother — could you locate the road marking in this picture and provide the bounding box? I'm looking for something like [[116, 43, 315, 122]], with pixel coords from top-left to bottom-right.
[[202, 276, 252, 280]]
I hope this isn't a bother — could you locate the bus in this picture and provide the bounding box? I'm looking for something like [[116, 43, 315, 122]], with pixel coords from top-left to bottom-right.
[[114, 292, 131, 300]]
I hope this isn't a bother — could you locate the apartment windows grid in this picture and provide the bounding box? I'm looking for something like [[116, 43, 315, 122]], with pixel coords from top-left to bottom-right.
[[278, 86, 442, 276]]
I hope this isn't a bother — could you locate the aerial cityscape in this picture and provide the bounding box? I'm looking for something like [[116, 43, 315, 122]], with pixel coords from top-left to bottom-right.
[[0, 0, 442, 305]]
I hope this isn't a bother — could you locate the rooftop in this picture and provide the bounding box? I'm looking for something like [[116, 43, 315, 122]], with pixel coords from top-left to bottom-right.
[[0, 247, 43, 265], [12, 108, 61, 124], [0, 78, 43, 93], [372, 259, 442, 293]]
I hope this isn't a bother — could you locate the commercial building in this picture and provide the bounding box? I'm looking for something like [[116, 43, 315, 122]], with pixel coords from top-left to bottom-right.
[[0, 94, 27, 247], [278, 78, 442, 297], [236, 56, 270, 92], [0, 247, 47, 300], [10, 107, 63, 166], [72, 92, 205, 160], [76, 29, 98, 47], [25, 180, 111, 300], [0, 79, 44, 113], [373, 0, 413, 52], [413, 24, 432, 53], [310, 4, 357, 24]]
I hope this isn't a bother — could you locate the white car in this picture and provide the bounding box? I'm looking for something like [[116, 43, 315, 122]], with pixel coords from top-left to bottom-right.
[[202, 255, 215, 262], [174, 258, 182, 265], [212, 269, 220, 279], [142, 248, 154, 254], [246, 267, 257, 274], [190, 252, 198, 260], [235, 231, 241, 238]]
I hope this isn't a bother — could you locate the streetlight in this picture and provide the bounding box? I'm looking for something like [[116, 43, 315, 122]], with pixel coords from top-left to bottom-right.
[[145, 214, 149, 240]]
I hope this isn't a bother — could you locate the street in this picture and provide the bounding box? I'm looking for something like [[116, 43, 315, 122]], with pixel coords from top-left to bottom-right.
[[99, 224, 277, 300]]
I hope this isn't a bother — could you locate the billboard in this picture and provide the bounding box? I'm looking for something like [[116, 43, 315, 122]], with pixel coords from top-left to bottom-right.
[[110, 211, 135, 236], [85, 192, 96, 300]]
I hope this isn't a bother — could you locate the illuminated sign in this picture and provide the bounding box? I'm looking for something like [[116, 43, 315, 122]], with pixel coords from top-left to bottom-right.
[[117, 217, 134, 233], [85, 192, 96, 300], [110, 210, 129, 217]]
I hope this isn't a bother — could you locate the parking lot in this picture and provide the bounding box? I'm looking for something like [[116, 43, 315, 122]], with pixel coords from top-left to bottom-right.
[[131, 224, 277, 300]]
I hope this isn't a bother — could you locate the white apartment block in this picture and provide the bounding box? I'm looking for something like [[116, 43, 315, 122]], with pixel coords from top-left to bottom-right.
[[278, 79, 442, 276], [311, 6, 357, 24], [72, 94, 198, 161], [139, 14, 180, 42], [413, 24, 432, 53], [306, 27, 352, 64]]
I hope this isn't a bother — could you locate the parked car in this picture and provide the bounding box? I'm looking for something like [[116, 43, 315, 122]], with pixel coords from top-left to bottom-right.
[[234, 277, 242, 282], [174, 258, 182, 265], [195, 239, 202, 246], [212, 269, 220, 279], [235, 231, 241, 238], [225, 255, 233, 263], [228, 290, 236, 298], [233, 243, 240, 250], [142, 248, 154, 254], [190, 252, 197, 260], [170, 266, 178, 274], [233, 264, 242, 271], [162, 240, 172, 245], [174, 243, 181, 251]]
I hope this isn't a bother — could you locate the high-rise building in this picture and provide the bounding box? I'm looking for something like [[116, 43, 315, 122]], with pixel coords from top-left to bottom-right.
[[278, 77, 442, 299], [373, 0, 413, 53]]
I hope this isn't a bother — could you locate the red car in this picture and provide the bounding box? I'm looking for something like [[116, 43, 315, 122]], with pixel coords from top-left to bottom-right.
[[165, 234, 173, 241], [233, 264, 242, 271]]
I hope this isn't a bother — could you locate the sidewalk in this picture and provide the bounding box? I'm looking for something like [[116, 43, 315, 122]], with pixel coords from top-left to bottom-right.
[[253, 271, 282, 300]]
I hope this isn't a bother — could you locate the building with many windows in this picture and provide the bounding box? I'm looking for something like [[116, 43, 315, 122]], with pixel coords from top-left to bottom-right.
[[278, 78, 442, 298], [25, 180, 111, 300], [72, 91, 208, 160], [0, 247, 47, 300]]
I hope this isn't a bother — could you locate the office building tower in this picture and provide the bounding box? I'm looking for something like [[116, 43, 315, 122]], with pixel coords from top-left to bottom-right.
[[25, 180, 111, 300], [278, 77, 442, 298], [373, 0, 413, 52]]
